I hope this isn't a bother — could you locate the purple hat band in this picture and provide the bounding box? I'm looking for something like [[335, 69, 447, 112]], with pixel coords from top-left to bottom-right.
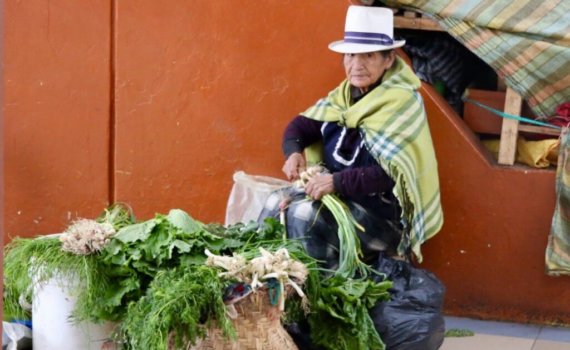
[[344, 31, 394, 46]]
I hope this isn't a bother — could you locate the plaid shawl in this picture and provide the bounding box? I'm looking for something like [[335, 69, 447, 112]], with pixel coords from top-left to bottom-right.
[[302, 57, 443, 262], [384, 0, 570, 117], [546, 128, 570, 275]]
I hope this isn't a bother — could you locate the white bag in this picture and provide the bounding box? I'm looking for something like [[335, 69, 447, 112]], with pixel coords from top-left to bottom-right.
[[2, 321, 32, 350], [225, 171, 291, 226]]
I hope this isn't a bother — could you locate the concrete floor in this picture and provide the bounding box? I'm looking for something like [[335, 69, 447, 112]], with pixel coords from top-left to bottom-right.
[[442, 316, 570, 350]]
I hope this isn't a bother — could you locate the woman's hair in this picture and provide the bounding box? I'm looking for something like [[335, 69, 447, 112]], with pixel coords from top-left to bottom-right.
[[342, 49, 395, 57], [379, 49, 395, 58]]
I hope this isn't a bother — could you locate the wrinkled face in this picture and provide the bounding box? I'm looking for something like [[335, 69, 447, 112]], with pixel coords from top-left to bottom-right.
[[343, 51, 395, 93]]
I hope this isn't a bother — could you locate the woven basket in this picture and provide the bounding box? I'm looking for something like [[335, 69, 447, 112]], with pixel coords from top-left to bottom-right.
[[189, 288, 298, 350]]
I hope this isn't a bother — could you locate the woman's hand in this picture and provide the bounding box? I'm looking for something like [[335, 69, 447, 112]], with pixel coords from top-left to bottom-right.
[[305, 173, 334, 200], [282, 153, 306, 181]]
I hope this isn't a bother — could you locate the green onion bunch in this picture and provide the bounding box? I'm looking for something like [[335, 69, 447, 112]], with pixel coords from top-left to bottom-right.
[[321, 194, 372, 279]]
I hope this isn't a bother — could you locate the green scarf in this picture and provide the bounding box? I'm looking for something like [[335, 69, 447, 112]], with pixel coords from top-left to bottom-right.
[[302, 57, 443, 262]]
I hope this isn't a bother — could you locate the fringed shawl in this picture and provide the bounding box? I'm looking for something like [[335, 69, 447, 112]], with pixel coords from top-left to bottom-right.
[[302, 57, 443, 261]]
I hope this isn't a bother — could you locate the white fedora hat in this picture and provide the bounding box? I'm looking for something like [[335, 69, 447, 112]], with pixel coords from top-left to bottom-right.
[[329, 6, 405, 54]]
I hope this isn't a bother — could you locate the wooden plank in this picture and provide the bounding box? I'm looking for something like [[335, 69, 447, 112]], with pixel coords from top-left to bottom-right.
[[394, 16, 445, 31], [404, 11, 419, 18], [498, 88, 523, 165], [518, 124, 561, 137]]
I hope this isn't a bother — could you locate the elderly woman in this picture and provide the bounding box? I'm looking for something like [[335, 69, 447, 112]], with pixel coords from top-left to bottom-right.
[[281, 6, 443, 262]]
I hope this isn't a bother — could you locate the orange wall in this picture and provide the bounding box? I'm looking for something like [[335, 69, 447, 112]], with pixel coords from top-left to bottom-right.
[[112, 1, 347, 221], [4, 1, 347, 236], [418, 85, 570, 324], [4, 1, 569, 325], [4, 0, 111, 240]]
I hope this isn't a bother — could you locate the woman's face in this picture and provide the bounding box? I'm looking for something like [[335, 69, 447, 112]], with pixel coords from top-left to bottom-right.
[[343, 51, 395, 93]]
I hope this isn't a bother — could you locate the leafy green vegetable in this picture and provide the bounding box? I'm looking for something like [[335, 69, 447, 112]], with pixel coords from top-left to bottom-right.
[[167, 208, 204, 233], [209, 218, 284, 244], [113, 220, 157, 244], [119, 265, 233, 350], [308, 276, 392, 350], [96, 211, 216, 319], [445, 328, 475, 337], [96, 213, 297, 321], [96, 202, 136, 230]]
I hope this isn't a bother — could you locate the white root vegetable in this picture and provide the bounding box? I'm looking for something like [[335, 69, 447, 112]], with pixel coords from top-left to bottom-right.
[[60, 219, 116, 255], [294, 165, 327, 189], [204, 247, 310, 310], [205, 249, 248, 281]]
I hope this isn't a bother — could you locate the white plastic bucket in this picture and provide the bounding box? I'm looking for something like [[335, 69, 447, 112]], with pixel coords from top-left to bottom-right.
[[32, 276, 115, 350]]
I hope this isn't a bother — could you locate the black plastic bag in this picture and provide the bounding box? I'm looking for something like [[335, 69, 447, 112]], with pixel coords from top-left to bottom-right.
[[370, 256, 446, 350]]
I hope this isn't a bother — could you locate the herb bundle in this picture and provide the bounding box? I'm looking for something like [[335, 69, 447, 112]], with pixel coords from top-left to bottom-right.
[[309, 276, 392, 350], [3, 236, 111, 322], [119, 265, 232, 350]]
